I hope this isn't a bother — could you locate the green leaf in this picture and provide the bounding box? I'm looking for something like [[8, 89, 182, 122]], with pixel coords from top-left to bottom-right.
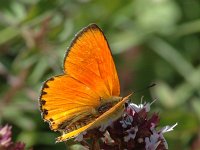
[[0, 27, 19, 45]]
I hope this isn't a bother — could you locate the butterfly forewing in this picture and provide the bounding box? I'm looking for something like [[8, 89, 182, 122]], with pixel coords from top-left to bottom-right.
[[64, 24, 120, 98], [40, 75, 100, 130]]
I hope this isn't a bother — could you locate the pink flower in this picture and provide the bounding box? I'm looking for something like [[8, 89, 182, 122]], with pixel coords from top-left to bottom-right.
[[73, 101, 177, 150], [0, 125, 12, 148], [0, 124, 25, 150]]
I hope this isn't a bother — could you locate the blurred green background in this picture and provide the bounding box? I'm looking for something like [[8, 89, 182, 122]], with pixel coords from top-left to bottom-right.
[[0, 0, 200, 149]]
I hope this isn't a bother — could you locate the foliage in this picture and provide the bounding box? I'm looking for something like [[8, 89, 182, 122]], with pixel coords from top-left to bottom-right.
[[0, 0, 199, 149]]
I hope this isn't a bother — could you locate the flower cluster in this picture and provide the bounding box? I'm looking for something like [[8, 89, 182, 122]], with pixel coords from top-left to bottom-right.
[[75, 102, 177, 150], [0, 124, 25, 150]]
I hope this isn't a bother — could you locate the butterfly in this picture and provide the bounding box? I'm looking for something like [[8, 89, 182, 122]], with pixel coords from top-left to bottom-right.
[[39, 24, 131, 142]]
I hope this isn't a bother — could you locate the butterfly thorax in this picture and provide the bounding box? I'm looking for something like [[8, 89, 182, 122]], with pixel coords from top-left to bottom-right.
[[97, 96, 122, 114]]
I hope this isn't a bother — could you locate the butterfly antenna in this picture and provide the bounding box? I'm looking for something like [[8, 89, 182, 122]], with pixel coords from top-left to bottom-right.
[[150, 98, 157, 106], [134, 83, 156, 94]]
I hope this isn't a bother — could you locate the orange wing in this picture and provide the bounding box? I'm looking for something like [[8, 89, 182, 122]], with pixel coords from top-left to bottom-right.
[[64, 24, 120, 98], [40, 75, 100, 131], [39, 24, 124, 142]]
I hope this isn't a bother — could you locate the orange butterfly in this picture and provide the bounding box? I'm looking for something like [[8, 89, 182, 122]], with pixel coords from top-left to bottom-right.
[[39, 24, 131, 142]]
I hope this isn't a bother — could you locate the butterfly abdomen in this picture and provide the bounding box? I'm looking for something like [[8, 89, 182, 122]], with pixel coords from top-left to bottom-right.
[[61, 115, 97, 133]]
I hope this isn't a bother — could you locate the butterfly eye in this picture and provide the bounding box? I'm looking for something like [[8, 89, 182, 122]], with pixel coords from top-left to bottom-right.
[[125, 102, 129, 108]]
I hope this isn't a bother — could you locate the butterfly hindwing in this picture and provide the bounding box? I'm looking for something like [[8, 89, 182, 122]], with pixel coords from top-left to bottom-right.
[[56, 94, 131, 142]]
